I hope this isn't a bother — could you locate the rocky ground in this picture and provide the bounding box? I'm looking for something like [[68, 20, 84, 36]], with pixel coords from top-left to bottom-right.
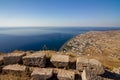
[[0, 50, 120, 80], [60, 30, 120, 70]]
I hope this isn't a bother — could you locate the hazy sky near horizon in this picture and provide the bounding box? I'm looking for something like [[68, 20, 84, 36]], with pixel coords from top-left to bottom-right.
[[0, 0, 120, 27]]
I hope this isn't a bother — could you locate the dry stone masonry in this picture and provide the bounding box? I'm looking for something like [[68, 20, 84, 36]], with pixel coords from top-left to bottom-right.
[[76, 57, 89, 71], [81, 69, 113, 80], [88, 59, 105, 75], [31, 68, 53, 80], [2, 64, 28, 76], [50, 54, 69, 68], [82, 69, 103, 80], [0, 51, 116, 80], [23, 52, 46, 67], [76, 57, 104, 75], [3, 52, 26, 65], [57, 69, 75, 80]]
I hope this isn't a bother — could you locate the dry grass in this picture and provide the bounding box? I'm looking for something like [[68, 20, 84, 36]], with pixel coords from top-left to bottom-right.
[[0, 74, 30, 80], [79, 54, 120, 71], [37, 50, 57, 58]]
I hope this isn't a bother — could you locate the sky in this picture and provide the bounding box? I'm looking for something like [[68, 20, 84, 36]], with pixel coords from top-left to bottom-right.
[[0, 0, 120, 27]]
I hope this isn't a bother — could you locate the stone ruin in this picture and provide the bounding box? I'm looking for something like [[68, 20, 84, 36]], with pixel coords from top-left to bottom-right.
[[0, 51, 115, 80]]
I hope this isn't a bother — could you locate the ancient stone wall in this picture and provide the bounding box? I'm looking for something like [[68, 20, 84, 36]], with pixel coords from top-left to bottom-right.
[[0, 51, 117, 80]]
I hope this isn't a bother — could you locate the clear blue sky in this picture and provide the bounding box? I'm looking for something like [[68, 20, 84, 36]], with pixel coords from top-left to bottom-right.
[[0, 0, 120, 27]]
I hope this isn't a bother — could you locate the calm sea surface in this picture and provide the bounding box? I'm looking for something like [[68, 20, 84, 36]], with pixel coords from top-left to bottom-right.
[[0, 27, 120, 53]]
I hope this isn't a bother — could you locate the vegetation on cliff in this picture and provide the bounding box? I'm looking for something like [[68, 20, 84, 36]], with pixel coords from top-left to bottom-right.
[[60, 30, 120, 70]]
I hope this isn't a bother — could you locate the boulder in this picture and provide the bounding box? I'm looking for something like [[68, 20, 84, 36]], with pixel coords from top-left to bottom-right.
[[81, 69, 113, 80], [23, 52, 46, 67], [76, 57, 104, 75], [2, 64, 28, 76], [89, 59, 104, 75], [82, 69, 102, 80], [57, 69, 75, 80], [3, 52, 26, 65], [76, 57, 89, 71], [31, 68, 53, 80], [50, 54, 69, 68]]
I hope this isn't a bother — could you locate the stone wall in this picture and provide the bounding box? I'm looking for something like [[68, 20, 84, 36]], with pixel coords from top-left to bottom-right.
[[0, 51, 118, 80]]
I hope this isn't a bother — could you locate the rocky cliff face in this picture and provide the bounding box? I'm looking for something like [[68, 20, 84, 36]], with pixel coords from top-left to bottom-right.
[[60, 30, 120, 69]]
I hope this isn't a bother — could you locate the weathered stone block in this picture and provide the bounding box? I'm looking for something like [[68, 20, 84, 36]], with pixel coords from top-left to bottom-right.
[[57, 69, 75, 80], [2, 64, 28, 76], [50, 54, 69, 68], [89, 59, 104, 75], [31, 68, 53, 80], [81, 69, 103, 80], [76, 57, 104, 75], [23, 52, 46, 67], [76, 57, 89, 71], [3, 53, 26, 65]]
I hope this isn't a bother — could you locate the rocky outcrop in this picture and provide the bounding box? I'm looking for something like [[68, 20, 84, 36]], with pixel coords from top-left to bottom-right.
[[60, 30, 120, 56], [60, 30, 120, 70]]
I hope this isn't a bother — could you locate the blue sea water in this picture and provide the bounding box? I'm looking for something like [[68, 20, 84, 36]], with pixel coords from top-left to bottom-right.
[[0, 27, 120, 53]]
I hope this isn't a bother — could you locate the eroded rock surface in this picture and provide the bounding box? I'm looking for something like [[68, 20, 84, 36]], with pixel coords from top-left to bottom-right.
[[23, 52, 46, 67], [57, 69, 75, 80], [60, 30, 120, 56], [2, 64, 28, 76], [81, 69, 113, 80], [31, 68, 53, 80], [3, 52, 26, 65], [50, 54, 69, 68], [76, 57, 104, 75]]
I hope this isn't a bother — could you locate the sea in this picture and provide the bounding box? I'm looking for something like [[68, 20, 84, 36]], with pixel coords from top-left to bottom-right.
[[0, 27, 120, 53]]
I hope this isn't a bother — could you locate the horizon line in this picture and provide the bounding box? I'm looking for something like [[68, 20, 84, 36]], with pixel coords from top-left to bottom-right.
[[0, 26, 120, 28]]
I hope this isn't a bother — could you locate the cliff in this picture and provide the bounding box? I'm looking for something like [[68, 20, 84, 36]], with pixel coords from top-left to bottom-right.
[[60, 30, 120, 70]]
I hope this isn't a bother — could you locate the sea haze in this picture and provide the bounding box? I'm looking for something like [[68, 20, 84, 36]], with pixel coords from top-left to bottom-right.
[[0, 27, 120, 53]]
